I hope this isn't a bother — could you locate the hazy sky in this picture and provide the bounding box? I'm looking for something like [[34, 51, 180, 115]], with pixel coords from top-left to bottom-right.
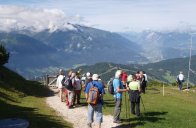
[[0, 0, 195, 32]]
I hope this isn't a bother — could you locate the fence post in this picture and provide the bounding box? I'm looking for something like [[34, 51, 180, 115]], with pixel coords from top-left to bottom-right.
[[45, 74, 49, 86]]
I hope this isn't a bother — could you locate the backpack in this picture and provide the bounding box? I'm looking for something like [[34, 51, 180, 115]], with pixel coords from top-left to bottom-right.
[[87, 83, 99, 105], [61, 76, 74, 91], [108, 79, 115, 95]]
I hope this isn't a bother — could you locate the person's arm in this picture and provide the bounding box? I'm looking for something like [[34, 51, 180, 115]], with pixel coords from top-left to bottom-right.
[[138, 82, 141, 92], [116, 86, 127, 92], [116, 81, 128, 92], [127, 82, 131, 91], [85, 83, 90, 100]]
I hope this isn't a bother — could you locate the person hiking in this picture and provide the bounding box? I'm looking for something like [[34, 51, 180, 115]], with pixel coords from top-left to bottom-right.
[[135, 71, 141, 80], [127, 75, 141, 117], [84, 72, 92, 92], [121, 71, 128, 86], [176, 71, 185, 90], [113, 70, 128, 124], [139, 71, 146, 94], [63, 70, 76, 109], [85, 74, 105, 128], [73, 74, 82, 106], [56, 69, 65, 102], [143, 71, 148, 89]]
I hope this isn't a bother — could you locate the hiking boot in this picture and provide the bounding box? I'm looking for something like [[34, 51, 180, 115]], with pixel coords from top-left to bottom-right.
[[68, 105, 73, 109], [113, 120, 122, 124], [87, 123, 92, 128]]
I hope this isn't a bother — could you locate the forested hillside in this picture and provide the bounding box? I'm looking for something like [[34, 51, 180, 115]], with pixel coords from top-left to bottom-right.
[[76, 56, 196, 85]]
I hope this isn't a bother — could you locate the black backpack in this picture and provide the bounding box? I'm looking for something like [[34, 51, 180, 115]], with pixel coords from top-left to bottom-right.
[[61, 76, 74, 91], [108, 79, 115, 95]]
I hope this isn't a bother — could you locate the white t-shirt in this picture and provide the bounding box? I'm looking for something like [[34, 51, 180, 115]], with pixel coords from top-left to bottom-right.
[[144, 74, 148, 82], [74, 78, 82, 90], [178, 74, 184, 81], [56, 75, 64, 89]]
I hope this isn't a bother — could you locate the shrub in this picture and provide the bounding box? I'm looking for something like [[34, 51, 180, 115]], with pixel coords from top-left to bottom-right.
[[0, 44, 9, 65]]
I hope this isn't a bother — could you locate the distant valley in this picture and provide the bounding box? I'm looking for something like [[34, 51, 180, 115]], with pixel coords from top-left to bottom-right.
[[0, 24, 196, 80]]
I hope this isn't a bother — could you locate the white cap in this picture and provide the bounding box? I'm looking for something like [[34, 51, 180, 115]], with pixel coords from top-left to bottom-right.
[[115, 70, 122, 78], [86, 72, 91, 78], [92, 74, 99, 80]]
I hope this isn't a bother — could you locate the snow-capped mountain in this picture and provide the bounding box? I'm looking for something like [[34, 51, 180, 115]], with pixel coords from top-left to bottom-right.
[[0, 24, 147, 79], [120, 30, 196, 62]]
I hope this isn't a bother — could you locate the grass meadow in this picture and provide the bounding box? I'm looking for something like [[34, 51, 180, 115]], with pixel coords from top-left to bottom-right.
[[1, 66, 196, 128], [80, 84, 196, 128]]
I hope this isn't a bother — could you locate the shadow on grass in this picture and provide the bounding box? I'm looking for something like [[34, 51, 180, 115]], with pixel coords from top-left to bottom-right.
[[117, 111, 167, 128], [0, 91, 20, 103], [0, 66, 54, 98], [0, 101, 71, 128]]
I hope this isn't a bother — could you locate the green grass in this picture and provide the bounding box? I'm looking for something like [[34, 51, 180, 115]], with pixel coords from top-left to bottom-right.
[[0, 66, 72, 128], [1, 65, 196, 128], [80, 84, 196, 128]]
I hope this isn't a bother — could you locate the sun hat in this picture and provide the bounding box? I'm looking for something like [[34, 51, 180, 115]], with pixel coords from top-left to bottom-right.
[[92, 74, 99, 81]]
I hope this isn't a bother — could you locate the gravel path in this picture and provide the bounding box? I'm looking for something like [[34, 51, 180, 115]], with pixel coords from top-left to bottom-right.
[[46, 88, 121, 128]]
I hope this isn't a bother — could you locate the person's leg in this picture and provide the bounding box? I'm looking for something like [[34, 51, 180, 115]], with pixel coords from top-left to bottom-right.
[[95, 103, 103, 128], [135, 94, 140, 116], [65, 89, 69, 106], [136, 102, 140, 116], [59, 88, 63, 102], [179, 82, 182, 90], [77, 90, 81, 104], [70, 91, 75, 107], [68, 91, 75, 108], [131, 102, 135, 115], [73, 90, 77, 105], [87, 104, 94, 127], [113, 98, 122, 122], [143, 83, 146, 93], [142, 84, 145, 94], [180, 81, 183, 90]]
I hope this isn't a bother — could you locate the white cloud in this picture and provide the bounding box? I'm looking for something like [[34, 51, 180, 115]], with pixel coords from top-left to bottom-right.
[[0, 5, 82, 32], [1, 0, 196, 32]]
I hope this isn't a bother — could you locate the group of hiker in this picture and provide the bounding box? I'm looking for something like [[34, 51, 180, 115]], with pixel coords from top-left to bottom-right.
[[111, 70, 147, 125], [56, 69, 148, 128], [56, 69, 82, 108]]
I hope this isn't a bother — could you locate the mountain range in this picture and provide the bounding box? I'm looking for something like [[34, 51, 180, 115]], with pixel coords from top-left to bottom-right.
[[1, 23, 196, 79], [1, 24, 146, 79], [120, 31, 196, 62]]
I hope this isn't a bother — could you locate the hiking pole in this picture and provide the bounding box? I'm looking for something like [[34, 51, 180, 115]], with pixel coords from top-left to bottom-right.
[[125, 91, 128, 119], [128, 92, 131, 126], [140, 96, 145, 111]]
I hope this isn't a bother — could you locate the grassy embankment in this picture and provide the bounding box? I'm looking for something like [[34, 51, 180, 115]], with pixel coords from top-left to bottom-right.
[[80, 81, 196, 128], [0, 66, 72, 128]]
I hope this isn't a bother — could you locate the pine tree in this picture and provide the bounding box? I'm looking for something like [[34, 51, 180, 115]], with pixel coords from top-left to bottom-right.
[[0, 44, 9, 65]]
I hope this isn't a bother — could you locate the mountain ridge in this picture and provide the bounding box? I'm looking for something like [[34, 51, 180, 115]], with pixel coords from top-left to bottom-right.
[[1, 25, 147, 79]]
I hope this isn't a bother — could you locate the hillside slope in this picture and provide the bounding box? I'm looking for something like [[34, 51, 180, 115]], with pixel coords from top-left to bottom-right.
[[76, 56, 196, 85], [0, 66, 72, 127]]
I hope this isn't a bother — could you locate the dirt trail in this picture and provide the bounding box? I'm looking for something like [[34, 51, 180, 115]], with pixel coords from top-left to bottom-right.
[[46, 88, 121, 128]]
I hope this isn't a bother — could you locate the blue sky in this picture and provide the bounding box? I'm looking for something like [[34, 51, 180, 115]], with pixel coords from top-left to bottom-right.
[[0, 0, 196, 32]]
